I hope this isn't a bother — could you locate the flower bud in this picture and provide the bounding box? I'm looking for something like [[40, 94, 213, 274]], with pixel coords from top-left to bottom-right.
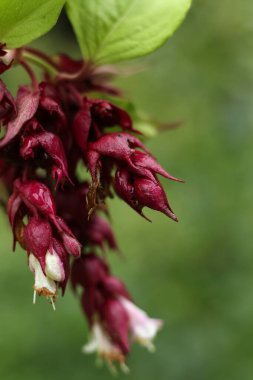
[[85, 215, 118, 251], [87, 132, 152, 181], [134, 177, 178, 221], [61, 233, 81, 257], [20, 131, 71, 186], [72, 103, 91, 152], [131, 150, 183, 182], [71, 254, 109, 291], [14, 179, 57, 220]]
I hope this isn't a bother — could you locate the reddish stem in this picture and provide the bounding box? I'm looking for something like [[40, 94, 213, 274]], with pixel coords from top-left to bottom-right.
[[24, 47, 58, 69], [57, 61, 94, 82], [19, 59, 38, 90]]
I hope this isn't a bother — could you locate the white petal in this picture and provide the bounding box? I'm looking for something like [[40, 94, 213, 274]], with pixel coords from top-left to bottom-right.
[[82, 339, 98, 354], [132, 318, 163, 341], [83, 323, 125, 365], [120, 297, 163, 347], [29, 254, 57, 296], [45, 250, 65, 282], [83, 323, 114, 355], [82, 332, 98, 354]]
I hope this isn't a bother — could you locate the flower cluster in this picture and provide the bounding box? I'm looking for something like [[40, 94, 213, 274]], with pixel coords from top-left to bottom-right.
[[0, 44, 182, 371], [72, 254, 163, 372]]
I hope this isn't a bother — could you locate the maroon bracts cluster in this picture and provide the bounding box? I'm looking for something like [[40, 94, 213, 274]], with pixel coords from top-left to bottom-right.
[[0, 45, 181, 371]]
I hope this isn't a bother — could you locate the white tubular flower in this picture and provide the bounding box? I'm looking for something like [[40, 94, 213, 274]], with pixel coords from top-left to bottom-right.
[[45, 249, 65, 282], [82, 322, 128, 374], [29, 251, 64, 310], [29, 254, 56, 296], [119, 297, 163, 352]]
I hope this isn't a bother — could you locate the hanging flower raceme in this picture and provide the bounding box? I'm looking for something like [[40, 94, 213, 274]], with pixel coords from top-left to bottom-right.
[[71, 254, 163, 372], [0, 43, 182, 370]]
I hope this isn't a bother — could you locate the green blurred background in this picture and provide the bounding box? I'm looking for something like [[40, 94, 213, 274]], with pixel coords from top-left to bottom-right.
[[1, 0, 253, 379]]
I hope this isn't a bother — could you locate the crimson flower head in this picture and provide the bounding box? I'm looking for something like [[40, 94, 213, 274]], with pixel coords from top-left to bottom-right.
[[0, 45, 182, 369]]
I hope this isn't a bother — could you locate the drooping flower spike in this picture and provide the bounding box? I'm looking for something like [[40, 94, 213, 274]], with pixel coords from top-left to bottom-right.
[[71, 254, 163, 372], [0, 44, 183, 369]]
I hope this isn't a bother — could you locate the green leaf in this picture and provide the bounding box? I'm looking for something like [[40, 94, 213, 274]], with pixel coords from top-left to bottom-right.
[[66, 0, 191, 64], [0, 0, 66, 48]]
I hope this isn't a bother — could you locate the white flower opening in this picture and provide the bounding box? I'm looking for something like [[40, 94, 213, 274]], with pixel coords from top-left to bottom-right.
[[45, 249, 65, 282], [29, 250, 64, 310], [83, 322, 129, 374], [120, 297, 163, 352]]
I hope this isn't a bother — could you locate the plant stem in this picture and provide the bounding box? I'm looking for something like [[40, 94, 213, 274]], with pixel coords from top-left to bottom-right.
[[19, 59, 38, 90], [22, 50, 58, 78], [57, 61, 93, 82], [24, 47, 58, 69]]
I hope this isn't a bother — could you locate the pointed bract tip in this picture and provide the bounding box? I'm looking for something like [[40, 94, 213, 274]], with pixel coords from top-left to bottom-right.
[[163, 208, 178, 222]]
